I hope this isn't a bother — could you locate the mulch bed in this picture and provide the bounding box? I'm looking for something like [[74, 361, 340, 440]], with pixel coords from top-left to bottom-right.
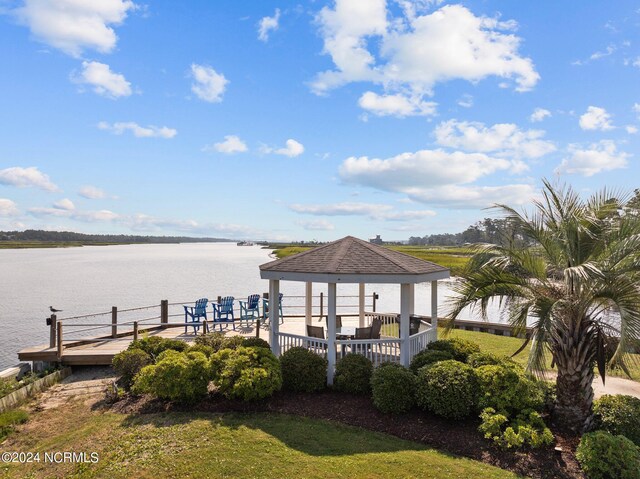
[[110, 390, 584, 479]]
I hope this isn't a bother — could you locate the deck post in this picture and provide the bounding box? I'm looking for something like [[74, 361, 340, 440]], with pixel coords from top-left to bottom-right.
[[431, 281, 438, 337], [269, 279, 280, 356], [372, 292, 378, 312], [358, 283, 365, 327], [56, 322, 63, 361], [111, 306, 117, 338], [133, 321, 139, 342], [49, 314, 57, 348], [305, 282, 313, 326], [160, 300, 168, 329], [327, 283, 337, 385], [400, 283, 410, 367]]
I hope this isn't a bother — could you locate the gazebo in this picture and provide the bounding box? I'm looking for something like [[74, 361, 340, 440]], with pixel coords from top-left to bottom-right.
[[259, 236, 450, 384]]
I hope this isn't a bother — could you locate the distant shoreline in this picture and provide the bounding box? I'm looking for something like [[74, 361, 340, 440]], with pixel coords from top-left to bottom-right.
[[0, 240, 235, 250]]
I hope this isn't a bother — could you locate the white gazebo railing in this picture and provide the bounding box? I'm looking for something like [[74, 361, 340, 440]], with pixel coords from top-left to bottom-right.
[[278, 332, 328, 356], [336, 337, 402, 367], [409, 327, 437, 361]]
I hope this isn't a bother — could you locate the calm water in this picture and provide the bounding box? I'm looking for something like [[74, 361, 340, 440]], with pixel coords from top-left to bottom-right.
[[0, 243, 491, 370]]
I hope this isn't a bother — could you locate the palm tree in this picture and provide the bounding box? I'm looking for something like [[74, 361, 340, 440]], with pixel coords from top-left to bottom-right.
[[447, 181, 640, 432]]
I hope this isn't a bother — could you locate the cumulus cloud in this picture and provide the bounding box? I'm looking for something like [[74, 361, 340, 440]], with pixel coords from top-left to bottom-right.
[[190, 64, 228, 103], [434, 119, 556, 160], [78, 185, 107, 199], [290, 202, 436, 221], [312, 2, 539, 113], [258, 8, 281, 42], [203, 135, 248, 154], [0, 166, 59, 192], [530, 108, 551, 122], [405, 184, 537, 208], [556, 140, 629, 177], [29, 206, 119, 222], [72, 61, 132, 98], [53, 198, 75, 211], [13, 0, 135, 57], [579, 106, 614, 131], [457, 94, 473, 108], [98, 121, 177, 138], [295, 219, 335, 231], [264, 139, 305, 157], [358, 91, 437, 117], [626, 125, 638, 134], [0, 199, 19, 216]]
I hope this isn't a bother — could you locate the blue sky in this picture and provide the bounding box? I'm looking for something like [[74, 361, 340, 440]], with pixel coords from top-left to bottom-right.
[[0, 0, 639, 241]]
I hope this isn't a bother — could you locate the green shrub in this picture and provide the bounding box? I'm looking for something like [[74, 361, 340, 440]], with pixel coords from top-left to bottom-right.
[[210, 346, 282, 401], [467, 352, 516, 368], [132, 350, 210, 403], [0, 378, 17, 398], [475, 363, 544, 414], [409, 350, 453, 374], [194, 331, 227, 350], [129, 336, 188, 359], [242, 337, 271, 350], [479, 408, 554, 449], [187, 344, 215, 358], [0, 409, 29, 441], [593, 395, 640, 446], [415, 360, 479, 419], [112, 348, 152, 390], [371, 363, 417, 414], [428, 338, 480, 362], [334, 354, 373, 395], [576, 431, 640, 479], [280, 347, 327, 393]]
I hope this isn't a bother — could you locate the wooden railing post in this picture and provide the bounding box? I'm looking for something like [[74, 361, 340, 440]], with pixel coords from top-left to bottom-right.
[[49, 314, 57, 348], [160, 300, 168, 329], [133, 321, 139, 342], [57, 322, 63, 360], [111, 306, 118, 338], [372, 292, 379, 312]]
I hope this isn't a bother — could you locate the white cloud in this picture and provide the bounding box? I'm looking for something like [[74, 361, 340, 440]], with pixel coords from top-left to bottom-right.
[[268, 139, 305, 157], [190, 64, 228, 103], [0, 166, 59, 192], [14, 0, 135, 57], [258, 8, 281, 42], [579, 106, 614, 131], [0, 199, 19, 216], [556, 140, 629, 177], [634, 103, 640, 116], [203, 135, 248, 154], [626, 125, 638, 134], [295, 219, 335, 231], [530, 108, 551, 122], [98, 121, 177, 138], [29, 206, 119, 222], [72, 61, 132, 99], [405, 184, 537, 208], [53, 198, 75, 211], [78, 185, 106, 199], [457, 94, 473, 108], [434, 120, 556, 160], [312, 2, 539, 113], [358, 91, 437, 117], [290, 202, 436, 221]]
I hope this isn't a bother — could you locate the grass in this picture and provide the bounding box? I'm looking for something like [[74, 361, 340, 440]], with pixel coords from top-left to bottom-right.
[[0, 409, 29, 442], [0, 402, 519, 479]]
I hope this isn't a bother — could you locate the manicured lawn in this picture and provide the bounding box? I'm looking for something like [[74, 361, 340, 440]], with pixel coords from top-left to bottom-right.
[[1, 402, 519, 479]]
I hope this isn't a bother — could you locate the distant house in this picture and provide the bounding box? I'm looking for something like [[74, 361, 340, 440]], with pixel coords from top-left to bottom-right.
[[369, 234, 383, 245]]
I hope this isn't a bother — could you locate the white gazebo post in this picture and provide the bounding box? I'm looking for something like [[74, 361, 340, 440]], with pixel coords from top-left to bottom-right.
[[305, 282, 313, 327], [408, 283, 415, 316], [269, 279, 280, 356], [327, 282, 337, 385], [400, 283, 411, 367], [358, 283, 365, 327], [431, 280, 438, 337]]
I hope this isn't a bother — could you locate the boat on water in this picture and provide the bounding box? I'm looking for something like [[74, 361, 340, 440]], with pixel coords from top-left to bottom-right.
[[236, 241, 255, 246]]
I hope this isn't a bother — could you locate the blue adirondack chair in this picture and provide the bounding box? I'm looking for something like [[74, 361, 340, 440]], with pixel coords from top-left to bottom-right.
[[239, 294, 261, 326], [262, 293, 284, 326], [212, 296, 235, 331], [183, 298, 209, 334]]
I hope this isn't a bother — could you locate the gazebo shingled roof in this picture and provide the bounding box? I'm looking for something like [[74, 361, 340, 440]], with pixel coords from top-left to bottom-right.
[[260, 236, 449, 283]]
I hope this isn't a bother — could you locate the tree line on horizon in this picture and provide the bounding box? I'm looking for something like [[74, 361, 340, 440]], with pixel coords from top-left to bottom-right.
[[0, 229, 232, 244]]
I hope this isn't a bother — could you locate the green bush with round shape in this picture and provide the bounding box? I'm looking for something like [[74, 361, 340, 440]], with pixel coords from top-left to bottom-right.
[[475, 363, 544, 414], [467, 352, 516, 368], [280, 347, 327, 393], [334, 354, 373, 395], [576, 430, 640, 479], [187, 344, 215, 358], [129, 336, 188, 359], [194, 332, 227, 351], [210, 346, 282, 401], [242, 337, 271, 350], [427, 338, 480, 362], [415, 359, 479, 419], [479, 408, 554, 449], [409, 350, 453, 374], [593, 394, 640, 447], [371, 363, 417, 414], [132, 350, 210, 403], [112, 348, 152, 390]]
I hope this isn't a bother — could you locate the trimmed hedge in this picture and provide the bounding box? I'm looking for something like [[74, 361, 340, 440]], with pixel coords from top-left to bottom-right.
[[371, 363, 417, 414], [467, 352, 515, 368], [475, 363, 544, 414], [409, 350, 453, 374], [210, 346, 282, 401], [280, 347, 327, 393], [416, 360, 479, 419], [593, 394, 640, 446], [129, 336, 188, 359], [112, 348, 152, 389], [427, 338, 480, 362], [242, 337, 271, 350], [576, 430, 640, 479], [334, 354, 373, 395], [479, 408, 554, 449]]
